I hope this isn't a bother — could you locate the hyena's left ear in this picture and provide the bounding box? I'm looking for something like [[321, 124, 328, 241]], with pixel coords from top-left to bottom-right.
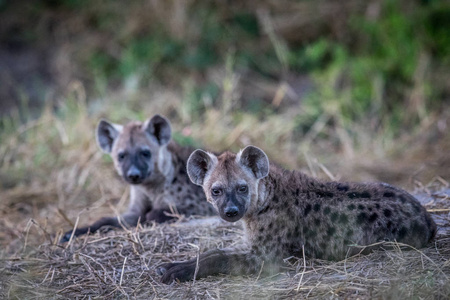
[[237, 146, 269, 179], [187, 150, 218, 186], [144, 114, 172, 146], [96, 120, 123, 153]]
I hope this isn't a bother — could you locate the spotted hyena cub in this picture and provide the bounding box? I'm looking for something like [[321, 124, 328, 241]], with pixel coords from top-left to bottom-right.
[[158, 145, 436, 283], [60, 115, 215, 242]]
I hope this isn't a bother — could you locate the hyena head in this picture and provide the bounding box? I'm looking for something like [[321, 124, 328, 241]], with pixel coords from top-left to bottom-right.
[[96, 114, 172, 185], [187, 146, 269, 222]]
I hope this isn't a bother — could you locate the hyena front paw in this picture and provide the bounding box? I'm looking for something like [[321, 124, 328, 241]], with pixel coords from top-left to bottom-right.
[[158, 262, 196, 284], [59, 227, 90, 244], [156, 262, 176, 276], [59, 230, 74, 243]]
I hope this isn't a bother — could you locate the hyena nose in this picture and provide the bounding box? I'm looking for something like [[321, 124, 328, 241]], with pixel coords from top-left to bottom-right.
[[225, 206, 239, 218], [127, 168, 142, 183]]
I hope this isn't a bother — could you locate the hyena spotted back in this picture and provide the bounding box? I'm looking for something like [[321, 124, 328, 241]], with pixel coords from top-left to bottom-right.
[[158, 145, 436, 283], [60, 115, 215, 242]]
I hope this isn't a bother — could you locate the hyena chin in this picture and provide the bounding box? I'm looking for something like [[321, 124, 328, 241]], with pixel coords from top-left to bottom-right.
[[158, 145, 436, 284], [60, 114, 215, 243]]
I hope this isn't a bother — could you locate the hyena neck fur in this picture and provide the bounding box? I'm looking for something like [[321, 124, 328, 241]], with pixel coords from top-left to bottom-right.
[[243, 167, 317, 236], [249, 169, 315, 217], [157, 144, 175, 182]]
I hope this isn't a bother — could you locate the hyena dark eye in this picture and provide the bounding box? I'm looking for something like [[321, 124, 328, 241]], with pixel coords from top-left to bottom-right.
[[118, 152, 126, 162], [237, 185, 248, 193], [211, 188, 223, 196], [141, 149, 151, 158]]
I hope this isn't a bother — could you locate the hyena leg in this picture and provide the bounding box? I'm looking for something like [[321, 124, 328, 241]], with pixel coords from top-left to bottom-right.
[[145, 208, 176, 223], [60, 188, 151, 243], [156, 249, 224, 276], [60, 213, 144, 243], [159, 248, 264, 284]]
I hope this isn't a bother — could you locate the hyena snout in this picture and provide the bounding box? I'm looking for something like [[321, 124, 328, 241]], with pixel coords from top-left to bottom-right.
[[220, 198, 245, 222], [126, 165, 145, 184], [224, 205, 239, 218]]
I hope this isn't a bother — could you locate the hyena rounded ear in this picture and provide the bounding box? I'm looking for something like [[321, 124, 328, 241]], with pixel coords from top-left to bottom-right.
[[187, 150, 217, 186], [238, 146, 269, 179], [144, 114, 172, 146], [96, 120, 123, 153]]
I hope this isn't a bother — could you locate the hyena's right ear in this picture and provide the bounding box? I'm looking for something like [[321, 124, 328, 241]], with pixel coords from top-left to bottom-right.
[[187, 150, 218, 186], [237, 145, 269, 179], [144, 114, 172, 146], [96, 120, 123, 153]]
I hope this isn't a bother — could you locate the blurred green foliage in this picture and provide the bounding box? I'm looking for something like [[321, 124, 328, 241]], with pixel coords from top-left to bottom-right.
[[289, 0, 450, 136], [1, 0, 450, 141], [85, 5, 265, 81]]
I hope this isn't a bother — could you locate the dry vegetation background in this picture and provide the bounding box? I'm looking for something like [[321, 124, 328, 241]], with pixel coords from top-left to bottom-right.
[[1, 0, 450, 298]]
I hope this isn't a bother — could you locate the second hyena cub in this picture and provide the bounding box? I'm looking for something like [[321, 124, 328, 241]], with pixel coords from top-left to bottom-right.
[[158, 146, 436, 283], [60, 115, 215, 242]]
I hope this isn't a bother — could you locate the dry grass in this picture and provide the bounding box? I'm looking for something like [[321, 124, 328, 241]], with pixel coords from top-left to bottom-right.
[[1, 190, 450, 299]]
